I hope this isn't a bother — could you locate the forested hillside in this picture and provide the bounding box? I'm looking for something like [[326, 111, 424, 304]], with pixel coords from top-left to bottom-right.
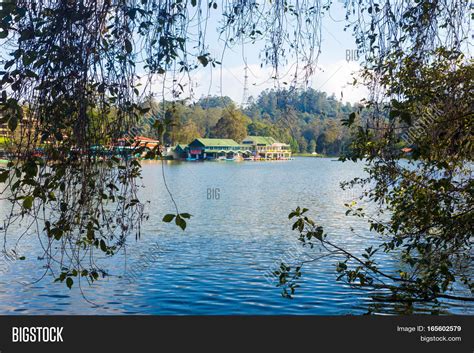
[[142, 88, 361, 156]]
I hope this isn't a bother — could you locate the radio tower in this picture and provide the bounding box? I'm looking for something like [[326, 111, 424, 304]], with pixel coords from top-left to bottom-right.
[[242, 64, 249, 107]]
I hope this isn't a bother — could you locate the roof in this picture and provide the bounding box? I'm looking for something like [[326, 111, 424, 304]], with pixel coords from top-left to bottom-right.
[[190, 138, 239, 147], [242, 136, 276, 145], [134, 136, 160, 143], [116, 136, 160, 143], [175, 144, 187, 150]]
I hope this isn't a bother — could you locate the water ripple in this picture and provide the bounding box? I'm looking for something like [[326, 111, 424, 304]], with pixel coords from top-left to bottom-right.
[[0, 158, 472, 315]]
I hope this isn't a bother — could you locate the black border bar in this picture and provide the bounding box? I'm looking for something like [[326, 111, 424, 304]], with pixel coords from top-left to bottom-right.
[[0, 315, 472, 353]]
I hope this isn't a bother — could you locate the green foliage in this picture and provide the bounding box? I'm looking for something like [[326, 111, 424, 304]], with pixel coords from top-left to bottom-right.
[[338, 50, 473, 301], [138, 90, 358, 154], [162, 214, 175, 223], [22, 196, 33, 209], [283, 207, 472, 303], [0, 0, 469, 302], [197, 96, 234, 109], [278, 0, 473, 306], [210, 107, 250, 142], [163, 213, 192, 231], [244, 89, 358, 155]]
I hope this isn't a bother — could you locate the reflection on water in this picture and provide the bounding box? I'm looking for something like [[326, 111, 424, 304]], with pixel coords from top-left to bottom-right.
[[0, 158, 472, 315]]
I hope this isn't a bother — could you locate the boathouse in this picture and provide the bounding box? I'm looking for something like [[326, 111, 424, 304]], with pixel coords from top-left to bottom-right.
[[171, 144, 188, 159], [241, 136, 292, 159], [112, 136, 160, 158], [114, 136, 160, 149], [187, 138, 241, 160]]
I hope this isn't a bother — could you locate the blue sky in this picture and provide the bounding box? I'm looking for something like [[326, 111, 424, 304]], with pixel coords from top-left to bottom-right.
[[0, 2, 368, 105], [144, 1, 367, 104]]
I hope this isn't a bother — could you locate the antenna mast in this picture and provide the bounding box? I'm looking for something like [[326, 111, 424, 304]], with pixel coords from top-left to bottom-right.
[[242, 63, 249, 106]]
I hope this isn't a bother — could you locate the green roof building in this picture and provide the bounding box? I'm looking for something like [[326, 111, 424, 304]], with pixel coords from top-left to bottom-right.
[[186, 136, 291, 161], [191, 138, 240, 148], [174, 144, 188, 153], [242, 136, 277, 146], [187, 138, 242, 160], [241, 136, 291, 160], [171, 144, 188, 159]]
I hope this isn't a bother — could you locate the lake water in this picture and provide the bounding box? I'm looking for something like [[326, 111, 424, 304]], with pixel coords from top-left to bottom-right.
[[0, 158, 472, 315]]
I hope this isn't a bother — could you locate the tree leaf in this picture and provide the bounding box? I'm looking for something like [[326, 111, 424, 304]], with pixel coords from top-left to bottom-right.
[[175, 215, 186, 231], [0, 170, 9, 183], [100, 239, 107, 252], [23, 196, 33, 209], [8, 116, 17, 131], [124, 38, 132, 53], [197, 55, 209, 67], [162, 213, 175, 222]]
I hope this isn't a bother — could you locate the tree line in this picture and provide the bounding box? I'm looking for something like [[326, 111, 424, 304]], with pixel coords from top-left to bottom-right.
[[141, 88, 360, 156]]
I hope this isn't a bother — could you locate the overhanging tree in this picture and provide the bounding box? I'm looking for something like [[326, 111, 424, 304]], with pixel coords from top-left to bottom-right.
[[0, 0, 323, 289], [0, 0, 471, 307], [276, 1, 473, 306]]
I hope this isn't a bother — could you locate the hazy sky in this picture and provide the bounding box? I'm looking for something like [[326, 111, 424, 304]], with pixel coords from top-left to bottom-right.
[[145, 1, 367, 105], [0, 2, 367, 105]]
